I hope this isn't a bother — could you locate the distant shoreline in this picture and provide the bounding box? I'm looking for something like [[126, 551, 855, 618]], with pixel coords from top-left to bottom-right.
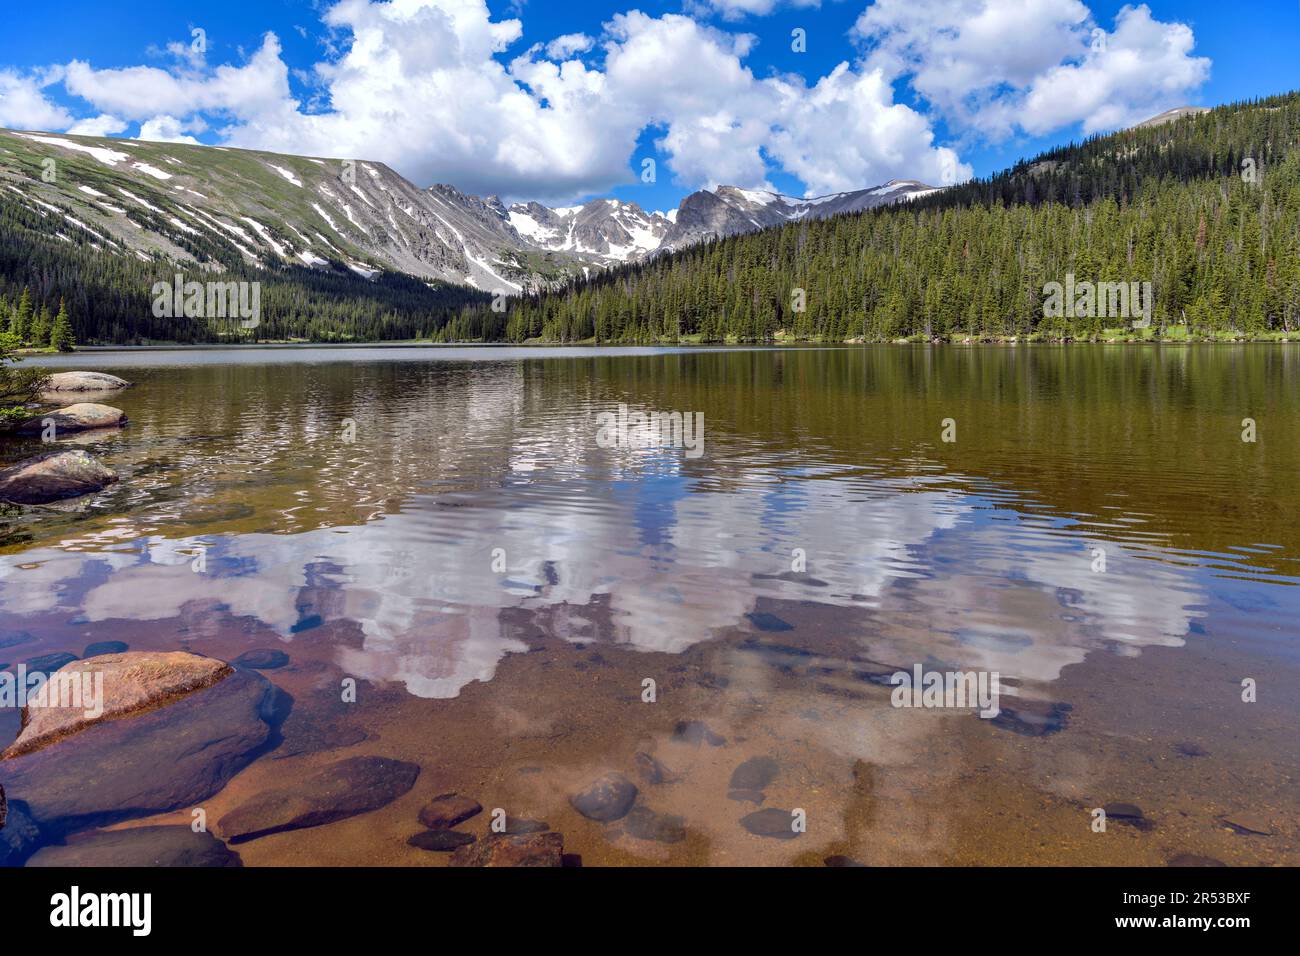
[[20, 332, 1300, 356]]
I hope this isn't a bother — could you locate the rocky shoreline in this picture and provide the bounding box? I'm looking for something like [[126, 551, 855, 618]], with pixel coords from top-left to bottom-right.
[[0, 371, 131, 505]]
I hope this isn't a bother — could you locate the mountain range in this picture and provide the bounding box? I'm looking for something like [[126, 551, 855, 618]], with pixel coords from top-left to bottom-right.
[[0, 127, 938, 294]]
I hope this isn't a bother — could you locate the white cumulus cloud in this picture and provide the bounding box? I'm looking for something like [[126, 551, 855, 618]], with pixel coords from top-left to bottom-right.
[[854, 0, 1210, 138]]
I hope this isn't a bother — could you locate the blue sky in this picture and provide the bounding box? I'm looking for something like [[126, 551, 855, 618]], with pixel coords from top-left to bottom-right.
[[2, 0, 1297, 210]]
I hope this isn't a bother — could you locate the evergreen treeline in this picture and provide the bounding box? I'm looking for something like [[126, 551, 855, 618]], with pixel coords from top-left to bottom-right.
[[4, 92, 1298, 344], [0, 287, 76, 351], [470, 92, 1300, 343], [0, 191, 491, 344]]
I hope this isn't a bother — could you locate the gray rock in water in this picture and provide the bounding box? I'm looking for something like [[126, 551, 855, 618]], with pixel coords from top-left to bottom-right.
[[990, 702, 1070, 737], [450, 831, 564, 867], [623, 806, 686, 844], [0, 450, 118, 505], [41, 372, 132, 394], [0, 667, 278, 837], [1220, 813, 1272, 836], [218, 755, 421, 844], [17, 403, 128, 435], [570, 772, 638, 822], [26, 825, 242, 867], [740, 808, 802, 840], [1103, 802, 1155, 831], [0, 800, 42, 866], [408, 830, 476, 852], [417, 792, 482, 829], [671, 720, 726, 747], [17, 651, 79, 675], [729, 756, 778, 792], [0, 782, 5, 831], [82, 641, 129, 658], [502, 817, 549, 834], [233, 648, 290, 670], [0, 632, 34, 651], [633, 751, 675, 785]]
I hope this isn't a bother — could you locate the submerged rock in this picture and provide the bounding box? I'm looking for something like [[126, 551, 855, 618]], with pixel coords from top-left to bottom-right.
[[0, 450, 118, 505], [824, 855, 867, 867], [450, 831, 564, 867], [1103, 803, 1154, 831], [570, 773, 638, 822], [1167, 853, 1227, 867], [0, 632, 34, 651], [633, 751, 675, 785], [623, 806, 686, 843], [82, 641, 128, 657], [671, 720, 726, 747], [17, 651, 79, 674], [41, 371, 132, 394], [417, 792, 482, 830], [233, 648, 290, 670], [502, 817, 550, 834], [745, 611, 794, 632], [219, 755, 421, 844], [1220, 813, 1272, 836], [990, 701, 1071, 737], [408, 830, 476, 852], [17, 403, 128, 435], [729, 756, 778, 792], [740, 808, 802, 840], [0, 782, 5, 831], [27, 825, 242, 867], [0, 801, 41, 865], [0, 667, 278, 838], [3, 652, 232, 758]]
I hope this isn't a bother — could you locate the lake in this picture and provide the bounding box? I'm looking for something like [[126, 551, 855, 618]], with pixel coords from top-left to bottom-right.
[[2, 344, 1297, 865]]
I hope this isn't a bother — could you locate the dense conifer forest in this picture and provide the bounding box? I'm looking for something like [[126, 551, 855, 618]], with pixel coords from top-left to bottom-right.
[[455, 92, 1300, 344], [2, 92, 1297, 344]]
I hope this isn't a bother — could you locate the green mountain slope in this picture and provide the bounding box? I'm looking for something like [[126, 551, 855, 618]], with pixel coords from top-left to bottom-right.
[[467, 93, 1300, 344], [0, 129, 587, 343]]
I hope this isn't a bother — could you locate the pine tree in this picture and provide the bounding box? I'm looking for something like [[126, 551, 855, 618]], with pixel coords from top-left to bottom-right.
[[50, 299, 76, 352], [10, 288, 32, 343], [31, 305, 52, 348]]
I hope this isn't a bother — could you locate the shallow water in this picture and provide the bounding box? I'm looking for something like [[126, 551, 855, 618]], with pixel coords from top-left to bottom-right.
[[2, 345, 1297, 865]]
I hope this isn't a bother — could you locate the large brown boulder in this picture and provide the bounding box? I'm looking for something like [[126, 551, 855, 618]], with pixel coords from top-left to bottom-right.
[[3, 652, 232, 758], [41, 371, 132, 394], [0, 667, 279, 840], [0, 450, 117, 504], [17, 403, 127, 435]]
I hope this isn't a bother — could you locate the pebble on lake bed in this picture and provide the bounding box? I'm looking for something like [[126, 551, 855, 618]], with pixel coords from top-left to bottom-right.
[[449, 832, 564, 867], [408, 830, 476, 852], [671, 720, 726, 747], [740, 808, 802, 840], [233, 648, 291, 670], [623, 806, 686, 844], [570, 772, 638, 822], [417, 793, 482, 830]]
